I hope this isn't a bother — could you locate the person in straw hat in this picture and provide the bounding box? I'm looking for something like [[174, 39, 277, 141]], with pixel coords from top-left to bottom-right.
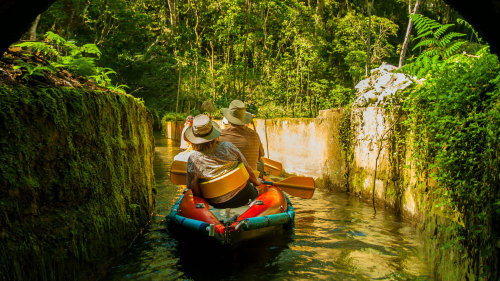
[[219, 100, 264, 173], [185, 114, 261, 208]]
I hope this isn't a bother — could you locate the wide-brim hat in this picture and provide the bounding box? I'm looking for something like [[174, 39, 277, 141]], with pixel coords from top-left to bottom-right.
[[222, 100, 253, 125], [184, 114, 221, 144]]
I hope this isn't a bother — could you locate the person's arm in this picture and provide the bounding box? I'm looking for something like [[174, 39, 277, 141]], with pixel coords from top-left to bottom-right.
[[258, 138, 265, 158], [189, 174, 201, 196], [246, 164, 262, 186]]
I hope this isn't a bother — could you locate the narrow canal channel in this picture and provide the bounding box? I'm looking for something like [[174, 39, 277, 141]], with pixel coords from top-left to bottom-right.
[[104, 133, 433, 280]]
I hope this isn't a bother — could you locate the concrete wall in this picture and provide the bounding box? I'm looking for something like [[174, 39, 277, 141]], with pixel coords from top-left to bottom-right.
[[164, 120, 184, 141], [164, 108, 421, 218], [253, 109, 346, 191]]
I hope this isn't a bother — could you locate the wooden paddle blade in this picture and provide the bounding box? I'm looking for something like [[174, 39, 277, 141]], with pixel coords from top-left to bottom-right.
[[261, 157, 282, 176], [170, 160, 187, 185], [265, 176, 315, 199]]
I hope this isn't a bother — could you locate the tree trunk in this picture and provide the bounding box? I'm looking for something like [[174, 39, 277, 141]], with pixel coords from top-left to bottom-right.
[[29, 14, 41, 41], [399, 0, 420, 68], [176, 63, 182, 114], [365, 0, 373, 77], [209, 41, 216, 103], [241, 0, 251, 101], [166, 0, 178, 26], [316, 0, 324, 26]]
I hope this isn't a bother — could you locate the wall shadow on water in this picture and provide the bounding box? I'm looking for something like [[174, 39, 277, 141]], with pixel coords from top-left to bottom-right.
[[172, 230, 294, 281]]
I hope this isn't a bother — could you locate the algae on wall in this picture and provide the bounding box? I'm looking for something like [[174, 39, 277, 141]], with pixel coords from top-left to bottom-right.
[[0, 84, 155, 281]]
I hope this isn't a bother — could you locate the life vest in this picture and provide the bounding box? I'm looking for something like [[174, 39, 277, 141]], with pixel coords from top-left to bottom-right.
[[199, 163, 249, 198]]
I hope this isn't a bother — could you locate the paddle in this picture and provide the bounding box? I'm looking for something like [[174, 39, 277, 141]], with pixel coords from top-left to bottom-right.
[[170, 157, 283, 184], [170, 160, 187, 185], [262, 176, 315, 199], [261, 157, 282, 176], [170, 160, 315, 199]]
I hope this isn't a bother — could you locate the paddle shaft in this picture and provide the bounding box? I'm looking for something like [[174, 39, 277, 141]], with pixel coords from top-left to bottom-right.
[[171, 169, 186, 174], [263, 181, 313, 190], [263, 163, 280, 170]]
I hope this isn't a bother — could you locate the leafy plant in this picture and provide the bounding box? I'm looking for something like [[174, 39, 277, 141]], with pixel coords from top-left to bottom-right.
[[411, 14, 466, 59], [401, 15, 471, 79], [14, 32, 126, 93], [89, 68, 128, 93], [12, 60, 56, 80], [403, 45, 499, 278]]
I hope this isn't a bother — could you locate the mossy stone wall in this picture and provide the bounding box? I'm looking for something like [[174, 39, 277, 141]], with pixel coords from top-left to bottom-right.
[[0, 84, 154, 281]]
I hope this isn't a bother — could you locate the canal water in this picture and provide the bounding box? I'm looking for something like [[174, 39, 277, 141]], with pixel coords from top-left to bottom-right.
[[104, 133, 433, 280]]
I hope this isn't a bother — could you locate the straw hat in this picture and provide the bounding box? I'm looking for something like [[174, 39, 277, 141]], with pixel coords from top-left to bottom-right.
[[184, 114, 221, 144], [221, 100, 253, 125]]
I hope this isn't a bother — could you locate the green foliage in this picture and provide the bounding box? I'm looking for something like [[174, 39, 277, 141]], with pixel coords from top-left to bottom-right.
[[403, 48, 499, 278], [345, 50, 367, 83], [329, 11, 398, 80], [339, 106, 354, 192], [13, 59, 56, 80], [397, 13, 499, 278], [401, 15, 481, 79], [457, 18, 483, 44], [161, 112, 187, 122], [88, 68, 128, 93], [33, 0, 407, 118], [410, 14, 466, 59], [14, 31, 126, 93]]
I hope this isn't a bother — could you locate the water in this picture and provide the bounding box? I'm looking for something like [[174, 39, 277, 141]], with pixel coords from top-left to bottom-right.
[[104, 133, 432, 280]]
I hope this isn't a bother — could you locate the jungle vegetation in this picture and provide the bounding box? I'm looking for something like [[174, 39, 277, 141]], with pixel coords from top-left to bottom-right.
[[17, 0, 470, 120], [8, 0, 499, 279]]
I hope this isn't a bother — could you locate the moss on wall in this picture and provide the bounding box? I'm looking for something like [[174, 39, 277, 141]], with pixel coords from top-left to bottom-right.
[[0, 84, 155, 281]]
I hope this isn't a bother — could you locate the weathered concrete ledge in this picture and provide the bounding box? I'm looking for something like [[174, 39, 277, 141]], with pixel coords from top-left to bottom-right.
[[0, 84, 155, 281]]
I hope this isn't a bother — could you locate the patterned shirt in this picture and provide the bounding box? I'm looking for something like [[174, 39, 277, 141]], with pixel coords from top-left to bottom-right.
[[219, 124, 264, 171], [187, 141, 251, 203]]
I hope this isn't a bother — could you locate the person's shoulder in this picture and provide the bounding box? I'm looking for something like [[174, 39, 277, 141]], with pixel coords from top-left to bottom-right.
[[187, 150, 203, 161], [218, 141, 233, 147], [243, 125, 259, 137], [242, 125, 253, 131], [218, 141, 237, 150], [221, 124, 237, 132], [220, 126, 234, 137]]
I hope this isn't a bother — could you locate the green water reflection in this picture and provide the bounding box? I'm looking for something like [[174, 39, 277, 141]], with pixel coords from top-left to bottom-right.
[[104, 133, 432, 280]]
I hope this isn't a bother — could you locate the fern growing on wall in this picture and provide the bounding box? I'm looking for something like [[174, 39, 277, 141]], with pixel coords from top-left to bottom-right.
[[411, 14, 466, 58], [401, 14, 468, 78], [14, 32, 127, 93]]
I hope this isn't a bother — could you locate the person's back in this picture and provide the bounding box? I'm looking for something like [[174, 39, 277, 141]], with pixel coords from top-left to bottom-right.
[[184, 114, 260, 208], [218, 100, 264, 172], [219, 123, 263, 171]]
